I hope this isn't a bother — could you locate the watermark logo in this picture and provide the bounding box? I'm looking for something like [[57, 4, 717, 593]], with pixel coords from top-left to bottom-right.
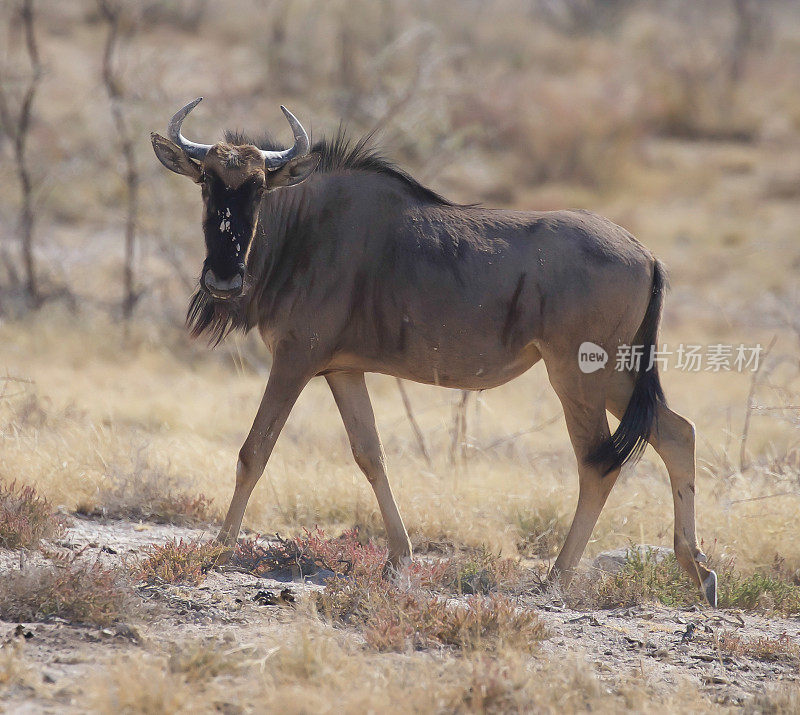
[[578, 342, 608, 373], [576, 343, 763, 373]]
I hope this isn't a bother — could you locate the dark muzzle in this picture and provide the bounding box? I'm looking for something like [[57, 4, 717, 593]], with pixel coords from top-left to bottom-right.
[[202, 267, 244, 299]]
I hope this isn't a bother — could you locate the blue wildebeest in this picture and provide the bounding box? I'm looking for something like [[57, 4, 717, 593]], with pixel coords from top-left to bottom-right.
[[151, 99, 717, 605]]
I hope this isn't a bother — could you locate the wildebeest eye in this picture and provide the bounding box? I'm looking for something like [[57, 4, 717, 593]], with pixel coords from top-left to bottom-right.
[[243, 175, 265, 191]]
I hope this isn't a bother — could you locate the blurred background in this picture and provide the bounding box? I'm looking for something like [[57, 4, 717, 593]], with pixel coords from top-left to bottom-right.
[[0, 0, 798, 569], [0, 0, 798, 323]]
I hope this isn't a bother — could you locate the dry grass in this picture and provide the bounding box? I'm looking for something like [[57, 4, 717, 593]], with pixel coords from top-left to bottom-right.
[[0, 641, 37, 693], [252, 627, 700, 714], [167, 638, 250, 682], [362, 592, 546, 653], [0, 559, 129, 627], [719, 631, 800, 665], [570, 549, 701, 610], [745, 683, 800, 715], [0, 479, 64, 550], [4, 317, 799, 578], [568, 548, 800, 615], [718, 565, 800, 615], [77, 459, 216, 527], [85, 653, 198, 714], [3, 321, 799, 578], [514, 506, 569, 559], [232, 529, 544, 653], [232, 527, 388, 580], [250, 529, 548, 653], [134, 538, 224, 586]]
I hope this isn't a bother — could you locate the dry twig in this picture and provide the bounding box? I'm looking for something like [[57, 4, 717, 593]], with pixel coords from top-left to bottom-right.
[[395, 378, 432, 467], [739, 336, 777, 473]]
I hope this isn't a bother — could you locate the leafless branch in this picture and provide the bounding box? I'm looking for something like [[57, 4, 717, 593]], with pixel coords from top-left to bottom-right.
[[449, 390, 470, 466], [0, 0, 43, 304], [395, 378, 432, 467], [483, 414, 562, 452], [739, 335, 777, 473], [149, 231, 195, 292], [98, 0, 140, 320], [728, 0, 761, 86]]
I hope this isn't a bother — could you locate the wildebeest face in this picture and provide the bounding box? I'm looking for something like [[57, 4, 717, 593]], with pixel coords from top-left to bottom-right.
[[150, 99, 318, 300], [198, 145, 266, 298]]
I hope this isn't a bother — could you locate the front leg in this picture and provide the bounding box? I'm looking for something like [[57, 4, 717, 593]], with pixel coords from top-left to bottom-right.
[[216, 354, 313, 553]]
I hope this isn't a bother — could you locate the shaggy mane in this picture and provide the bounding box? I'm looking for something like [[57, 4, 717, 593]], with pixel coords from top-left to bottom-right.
[[224, 125, 455, 206]]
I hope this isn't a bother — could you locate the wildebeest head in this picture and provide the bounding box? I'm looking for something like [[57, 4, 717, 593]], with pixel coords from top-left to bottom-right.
[[150, 98, 319, 299]]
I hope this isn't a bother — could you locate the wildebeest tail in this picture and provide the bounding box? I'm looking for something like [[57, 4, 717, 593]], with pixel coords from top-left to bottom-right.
[[588, 259, 668, 476]]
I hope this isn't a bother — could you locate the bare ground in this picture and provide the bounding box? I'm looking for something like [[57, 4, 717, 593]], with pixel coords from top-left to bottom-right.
[[1, 517, 798, 713]]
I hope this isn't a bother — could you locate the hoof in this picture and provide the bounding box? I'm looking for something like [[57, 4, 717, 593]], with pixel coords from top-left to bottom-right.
[[702, 569, 718, 607]]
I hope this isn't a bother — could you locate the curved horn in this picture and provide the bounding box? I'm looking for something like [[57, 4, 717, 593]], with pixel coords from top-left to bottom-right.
[[260, 105, 310, 169], [167, 97, 212, 161]]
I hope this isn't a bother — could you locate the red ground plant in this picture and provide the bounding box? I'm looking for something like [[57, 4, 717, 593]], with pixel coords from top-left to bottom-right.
[[0, 479, 65, 550]]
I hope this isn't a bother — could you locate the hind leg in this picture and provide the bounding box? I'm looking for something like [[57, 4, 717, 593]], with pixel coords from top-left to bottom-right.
[[547, 368, 621, 584], [607, 373, 718, 606], [327, 372, 412, 567]]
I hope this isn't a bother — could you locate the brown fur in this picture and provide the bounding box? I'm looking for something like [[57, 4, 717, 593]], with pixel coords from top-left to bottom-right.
[[203, 144, 264, 188]]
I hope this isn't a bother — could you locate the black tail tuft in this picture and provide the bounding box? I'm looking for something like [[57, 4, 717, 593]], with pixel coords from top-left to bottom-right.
[[589, 260, 668, 475]]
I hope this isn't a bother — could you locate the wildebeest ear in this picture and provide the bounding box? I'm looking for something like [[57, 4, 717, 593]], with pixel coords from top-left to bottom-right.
[[266, 154, 320, 190], [150, 132, 203, 182]]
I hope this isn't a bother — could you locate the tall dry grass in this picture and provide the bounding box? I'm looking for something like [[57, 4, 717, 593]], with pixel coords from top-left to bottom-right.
[[1, 311, 798, 580]]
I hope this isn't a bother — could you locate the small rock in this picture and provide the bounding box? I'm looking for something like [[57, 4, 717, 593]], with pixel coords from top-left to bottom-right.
[[13, 624, 33, 640], [115, 623, 142, 643], [254, 590, 280, 606], [679, 623, 696, 643], [592, 545, 673, 574], [253, 588, 296, 606]]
